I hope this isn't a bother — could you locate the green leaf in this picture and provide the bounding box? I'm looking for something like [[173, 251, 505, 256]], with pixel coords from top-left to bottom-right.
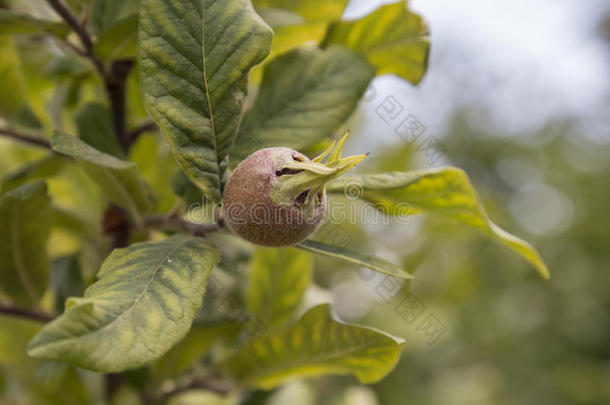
[[75, 103, 124, 158], [321, 1, 430, 84], [0, 315, 43, 373], [27, 235, 221, 373], [45, 55, 92, 80], [90, 0, 140, 35], [297, 239, 412, 279], [231, 46, 375, 163], [152, 321, 240, 381], [52, 205, 99, 240], [1, 154, 67, 193], [94, 15, 138, 61], [0, 180, 51, 307], [247, 248, 313, 330], [326, 167, 550, 278], [130, 133, 182, 213], [224, 304, 404, 388], [171, 170, 207, 206], [51, 132, 154, 223], [250, 0, 349, 79], [255, 8, 304, 28], [0, 9, 69, 37], [138, 0, 273, 203], [15, 104, 43, 129], [253, 0, 348, 21], [50, 255, 85, 312]]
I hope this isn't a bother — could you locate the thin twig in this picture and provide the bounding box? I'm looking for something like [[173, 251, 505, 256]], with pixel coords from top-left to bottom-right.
[[45, 0, 136, 154], [0, 304, 55, 323], [145, 215, 220, 237], [45, 0, 104, 76], [127, 121, 159, 146], [0, 128, 54, 151], [52, 37, 88, 57]]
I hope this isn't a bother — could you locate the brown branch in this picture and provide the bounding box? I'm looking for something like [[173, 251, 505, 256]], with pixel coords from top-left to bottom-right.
[[145, 215, 220, 237], [0, 128, 54, 151], [103, 205, 132, 248], [46, 1, 136, 155], [0, 304, 55, 323], [107, 60, 135, 153], [45, 0, 104, 76], [105, 373, 124, 402]]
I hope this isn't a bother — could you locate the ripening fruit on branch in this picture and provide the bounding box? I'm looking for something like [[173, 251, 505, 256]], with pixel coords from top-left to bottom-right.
[[223, 132, 366, 246]]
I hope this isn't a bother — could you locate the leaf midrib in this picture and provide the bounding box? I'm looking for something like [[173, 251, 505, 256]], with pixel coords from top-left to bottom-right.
[[297, 241, 409, 278], [200, 3, 222, 189], [32, 238, 190, 348], [241, 333, 393, 384]]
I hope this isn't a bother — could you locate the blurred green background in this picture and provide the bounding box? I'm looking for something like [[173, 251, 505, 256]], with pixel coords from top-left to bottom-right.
[[1, 0, 609, 404], [316, 1, 610, 404]]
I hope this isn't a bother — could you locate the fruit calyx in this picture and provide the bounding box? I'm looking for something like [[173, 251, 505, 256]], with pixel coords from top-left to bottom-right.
[[269, 131, 368, 211]]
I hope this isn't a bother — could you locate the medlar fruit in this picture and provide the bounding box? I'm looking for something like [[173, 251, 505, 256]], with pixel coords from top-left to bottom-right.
[[223, 134, 366, 246]]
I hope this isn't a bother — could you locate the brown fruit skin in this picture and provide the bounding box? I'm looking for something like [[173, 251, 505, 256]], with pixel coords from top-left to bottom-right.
[[223, 147, 326, 246]]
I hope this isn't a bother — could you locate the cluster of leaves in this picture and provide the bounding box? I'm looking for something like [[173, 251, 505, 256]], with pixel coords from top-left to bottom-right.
[[0, 0, 548, 403]]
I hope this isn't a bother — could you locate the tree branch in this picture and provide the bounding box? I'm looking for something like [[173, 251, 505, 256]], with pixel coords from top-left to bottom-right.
[[0, 304, 55, 323], [105, 373, 124, 403], [45, 0, 135, 155], [106, 60, 135, 153], [127, 120, 159, 146], [45, 0, 105, 76], [52, 37, 88, 57], [0, 128, 54, 151], [145, 215, 221, 237]]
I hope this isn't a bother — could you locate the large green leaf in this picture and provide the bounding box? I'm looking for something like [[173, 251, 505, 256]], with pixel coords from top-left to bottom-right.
[[297, 239, 413, 279], [0, 180, 51, 307], [247, 248, 312, 330], [75, 103, 124, 158], [138, 0, 273, 203], [231, 46, 375, 162], [224, 304, 404, 388], [27, 235, 220, 372], [0, 9, 69, 37], [51, 132, 154, 223], [326, 167, 550, 278], [321, 1, 430, 84]]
